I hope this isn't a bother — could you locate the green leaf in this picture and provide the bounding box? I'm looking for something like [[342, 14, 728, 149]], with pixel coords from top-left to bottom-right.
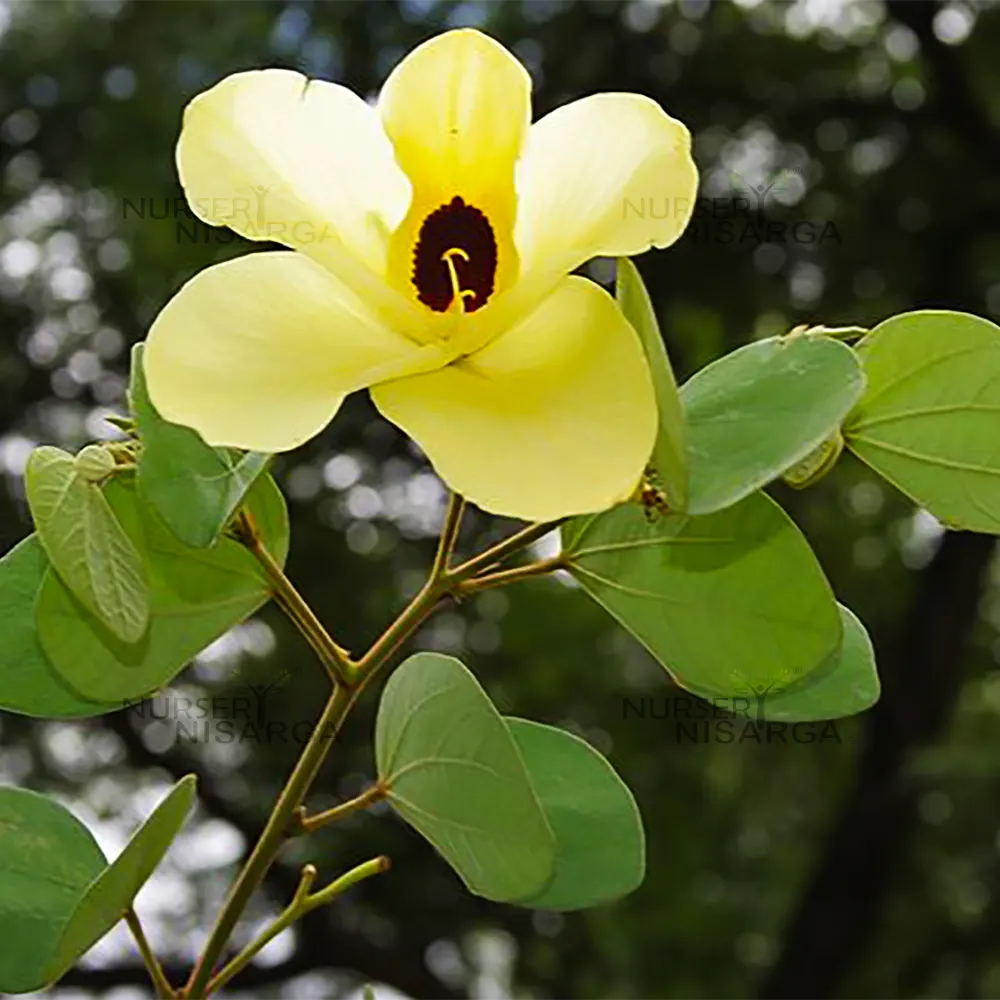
[[375, 652, 555, 902], [562, 492, 841, 696], [681, 333, 866, 514], [36, 473, 288, 704], [26, 446, 149, 643], [506, 718, 645, 911], [845, 310, 1000, 533], [130, 344, 271, 548], [617, 258, 687, 511], [757, 604, 880, 721], [45, 776, 197, 984], [0, 536, 117, 718], [0, 777, 197, 994], [0, 788, 106, 994]]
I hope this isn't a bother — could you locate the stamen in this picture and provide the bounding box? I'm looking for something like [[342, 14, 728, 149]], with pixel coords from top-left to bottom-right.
[[411, 198, 497, 313], [440, 247, 477, 309]]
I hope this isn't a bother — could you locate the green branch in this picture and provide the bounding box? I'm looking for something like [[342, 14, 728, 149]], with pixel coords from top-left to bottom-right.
[[237, 510, 354, 687], [453, 556, 565, 597], [449, 518, 565, 580], [183, 683, 357, 997], [205, 858, 390, 995], [431, 491, 465, 579], [295, 783, 387, 835], [184, 502, 569, 997]]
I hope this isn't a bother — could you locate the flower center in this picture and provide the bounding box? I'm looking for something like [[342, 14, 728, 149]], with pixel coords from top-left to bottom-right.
[[411, 196, 497, 313]]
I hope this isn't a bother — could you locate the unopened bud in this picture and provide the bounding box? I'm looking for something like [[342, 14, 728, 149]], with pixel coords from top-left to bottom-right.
[[73, 444, 116, 483]]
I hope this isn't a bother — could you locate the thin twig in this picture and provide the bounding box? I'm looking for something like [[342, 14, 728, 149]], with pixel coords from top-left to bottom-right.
[[187, 506, 570, 996], [449, 519, 565, 581], [205, 859, 390, 995], [295, 784, 387, 835], [454, 556, 565, 597], [431, 492, 465, 579], [126, 908, 175, 999], [239, 510, 354, 686]]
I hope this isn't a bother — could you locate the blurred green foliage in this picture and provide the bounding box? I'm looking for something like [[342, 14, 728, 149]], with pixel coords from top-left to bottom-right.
[[3, 1, 1000, 997]]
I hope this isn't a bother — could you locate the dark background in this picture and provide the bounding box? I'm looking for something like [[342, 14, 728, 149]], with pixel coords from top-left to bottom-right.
[[2, 0, 1000, 997]]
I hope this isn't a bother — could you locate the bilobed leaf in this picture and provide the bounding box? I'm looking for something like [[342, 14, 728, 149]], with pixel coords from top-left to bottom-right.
[[0, 536, 116, 718], [0, 788, 106, 994], [759, 604, 880, 721], [681, 334, 866, 514], [562, 492, 841, 696], [26, 446, 149, 643], [130, 344, 271, 548], [617, 258, 687, 511], [845, 310, 1000, 533], [375, 653, 555, 902], [35, 473, 288, 704], [45, 776, 197, 984], [0, 777, 197, 994], [506, 718, 645, 911]]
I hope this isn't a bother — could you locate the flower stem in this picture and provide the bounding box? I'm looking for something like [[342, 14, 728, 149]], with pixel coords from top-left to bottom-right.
[[126, 908, 175, 999], [430, 492, 465, 579], [348, 520, 566, 677]]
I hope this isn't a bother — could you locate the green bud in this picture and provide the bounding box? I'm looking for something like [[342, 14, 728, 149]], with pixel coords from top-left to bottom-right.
[[73, 444, 116, 483], [782, 429, 844, 489]]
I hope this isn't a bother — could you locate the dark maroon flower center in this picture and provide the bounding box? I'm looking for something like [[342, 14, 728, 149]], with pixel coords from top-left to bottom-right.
[[411, 196, 497, 313]]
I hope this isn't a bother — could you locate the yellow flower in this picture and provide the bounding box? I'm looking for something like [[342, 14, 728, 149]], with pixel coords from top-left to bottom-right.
[[144, 29, 698, 521]]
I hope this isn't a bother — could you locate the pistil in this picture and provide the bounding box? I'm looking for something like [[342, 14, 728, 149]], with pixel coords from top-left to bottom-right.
[[440, 247, 478, 311]]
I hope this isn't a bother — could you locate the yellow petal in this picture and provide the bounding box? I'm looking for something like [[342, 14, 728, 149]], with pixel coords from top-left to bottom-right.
[[379, 28, 530, 208], [380, 29, 531, 311], [144, 252, 436, 453], [371, 275, 657, 521], [179, 68, 408, 265], [513, 93, 698, 293], [177, 68, 422, 331]]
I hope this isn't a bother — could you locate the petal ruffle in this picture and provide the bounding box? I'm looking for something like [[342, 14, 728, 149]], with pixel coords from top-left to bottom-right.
[[513, 93, 698, 297], [144, 252, 434, 453], [371, 275, 657, 521]]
